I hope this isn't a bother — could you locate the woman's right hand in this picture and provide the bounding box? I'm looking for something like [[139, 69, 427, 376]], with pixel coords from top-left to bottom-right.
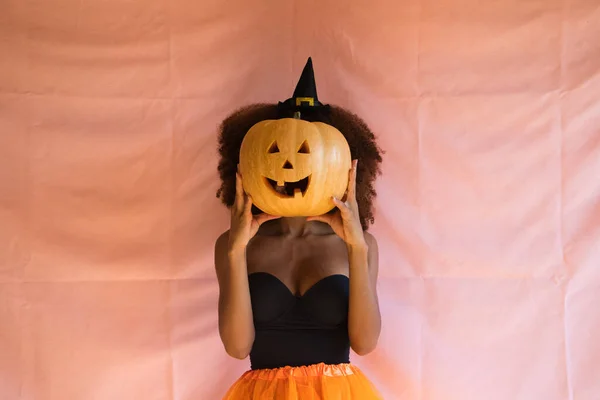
[[228, 169, 280, 252]]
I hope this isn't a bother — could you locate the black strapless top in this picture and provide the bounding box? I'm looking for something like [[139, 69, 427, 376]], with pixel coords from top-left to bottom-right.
[[248, 272, 350, 370]]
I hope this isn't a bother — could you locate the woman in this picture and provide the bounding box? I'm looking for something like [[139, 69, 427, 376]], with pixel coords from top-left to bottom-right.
[[214, 58, 384, 399]]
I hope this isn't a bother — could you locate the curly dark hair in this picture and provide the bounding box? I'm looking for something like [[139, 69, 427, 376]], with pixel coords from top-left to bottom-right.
[[215, 103, 383, 230]]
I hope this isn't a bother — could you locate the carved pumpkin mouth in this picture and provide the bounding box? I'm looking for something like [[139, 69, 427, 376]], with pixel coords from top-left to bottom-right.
[[264, 175, 311, 198]]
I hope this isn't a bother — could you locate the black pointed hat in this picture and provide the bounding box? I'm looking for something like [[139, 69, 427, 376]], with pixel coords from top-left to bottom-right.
[[279, 57, 326, 112]]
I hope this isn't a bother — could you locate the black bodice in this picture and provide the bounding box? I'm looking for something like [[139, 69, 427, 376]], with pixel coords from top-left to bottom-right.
[[247, 272, 350, 370]]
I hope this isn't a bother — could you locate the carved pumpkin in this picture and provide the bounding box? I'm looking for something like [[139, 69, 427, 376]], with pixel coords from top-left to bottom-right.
[[239, 117, 352, 217]]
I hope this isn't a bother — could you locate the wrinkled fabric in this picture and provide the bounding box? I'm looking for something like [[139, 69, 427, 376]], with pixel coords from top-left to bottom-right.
[[222, 363, 383, 400]]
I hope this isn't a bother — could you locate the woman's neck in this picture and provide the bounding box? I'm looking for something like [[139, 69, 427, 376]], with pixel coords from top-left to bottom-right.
[[280, 217, 310, 236], [261, 216, 332, 237]]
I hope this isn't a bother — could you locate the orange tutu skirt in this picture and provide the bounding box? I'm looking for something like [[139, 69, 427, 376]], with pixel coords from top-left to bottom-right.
[[222, 362, 383, 399]]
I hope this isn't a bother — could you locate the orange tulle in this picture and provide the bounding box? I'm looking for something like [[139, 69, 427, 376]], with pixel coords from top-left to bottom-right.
[[222, 362, 383, 399]]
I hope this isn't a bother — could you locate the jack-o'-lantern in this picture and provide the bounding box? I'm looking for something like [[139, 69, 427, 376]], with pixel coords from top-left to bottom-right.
[[239, 117, 351, 216], [236, 57, 353, 217]]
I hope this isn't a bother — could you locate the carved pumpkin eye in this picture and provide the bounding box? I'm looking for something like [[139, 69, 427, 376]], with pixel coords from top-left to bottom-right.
[[268, 141, 280, 153], [298, 140, 310, 154]]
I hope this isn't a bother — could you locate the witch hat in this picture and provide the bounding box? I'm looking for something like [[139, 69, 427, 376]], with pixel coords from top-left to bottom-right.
[[279, 57, 325, 111]]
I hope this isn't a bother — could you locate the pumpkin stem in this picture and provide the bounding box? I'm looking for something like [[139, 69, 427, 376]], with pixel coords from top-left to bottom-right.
[[293, 111, 301, 119]]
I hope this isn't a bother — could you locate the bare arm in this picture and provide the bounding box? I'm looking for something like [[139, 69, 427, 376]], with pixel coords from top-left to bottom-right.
[[214, 231, 254, 359], [215, 169, 279, 359], [347, 231, 381, 355], [306, 159, 382, 356]]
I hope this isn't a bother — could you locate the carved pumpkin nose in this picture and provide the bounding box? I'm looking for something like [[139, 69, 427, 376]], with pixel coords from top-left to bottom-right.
[[283, 160, 293, 169]]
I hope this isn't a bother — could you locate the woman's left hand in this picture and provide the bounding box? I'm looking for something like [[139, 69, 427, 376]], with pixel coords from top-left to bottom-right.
[[307, 159, 367, 249]]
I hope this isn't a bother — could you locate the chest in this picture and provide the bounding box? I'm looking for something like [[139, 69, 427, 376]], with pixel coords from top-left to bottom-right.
[[245, 234, 349, 296], [248, 272, 349, 327]]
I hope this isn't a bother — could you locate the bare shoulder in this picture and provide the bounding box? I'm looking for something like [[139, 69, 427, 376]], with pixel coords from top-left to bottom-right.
[[215, 230, 230, 251], [214, 230, 231, 273], [363, 231, 378, 251]]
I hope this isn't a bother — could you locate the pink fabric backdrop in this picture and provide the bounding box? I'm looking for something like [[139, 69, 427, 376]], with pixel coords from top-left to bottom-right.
[[1, 0, 599, 399]]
